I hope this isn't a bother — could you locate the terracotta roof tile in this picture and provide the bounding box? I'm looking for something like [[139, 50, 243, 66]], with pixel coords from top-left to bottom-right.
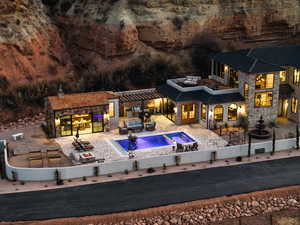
[[48, 91, 118, 111]]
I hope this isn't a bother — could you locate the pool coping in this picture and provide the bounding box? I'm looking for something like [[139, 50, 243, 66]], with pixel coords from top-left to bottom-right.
[[108, 131, 199, 156]]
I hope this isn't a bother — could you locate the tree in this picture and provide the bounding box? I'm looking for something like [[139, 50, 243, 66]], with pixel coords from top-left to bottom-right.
[[239, 115, 249, 143], [272, 128, 276, 155], [297, 124, 299, 149]]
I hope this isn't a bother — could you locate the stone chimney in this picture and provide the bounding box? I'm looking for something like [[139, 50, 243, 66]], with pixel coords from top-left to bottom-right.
[[58, 84, 64, 99]]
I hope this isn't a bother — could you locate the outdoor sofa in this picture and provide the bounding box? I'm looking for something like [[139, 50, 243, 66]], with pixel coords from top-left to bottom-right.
[[124, 119, 143, 132]]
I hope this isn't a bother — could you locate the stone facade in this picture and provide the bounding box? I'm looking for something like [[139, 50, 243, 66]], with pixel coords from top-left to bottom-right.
[[239, 71, 280, 127], [280, 66, 300, 123]]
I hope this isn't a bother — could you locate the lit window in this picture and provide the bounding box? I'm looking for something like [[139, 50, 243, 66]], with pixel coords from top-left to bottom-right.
[[293, 69, 300, 85], [109, 102, 115, 117], [280, 71, 286, 82], [255, 92, 273, 107], [214, 105, 223, 122], [228, 104, 238, 121], [255, 74, 274, 89], [292, 97, 298, 113], [201, 104, 206, 121], [181, 104, 196, 120], [244, 83, 249, 100]]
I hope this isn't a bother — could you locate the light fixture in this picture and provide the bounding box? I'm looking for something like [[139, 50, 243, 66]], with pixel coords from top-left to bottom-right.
[[55, 118, 60, 126], [173, 107, 177, 114]]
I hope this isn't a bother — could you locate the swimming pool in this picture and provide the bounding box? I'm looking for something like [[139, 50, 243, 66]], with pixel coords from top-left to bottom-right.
[[115, 132, 195, 152]]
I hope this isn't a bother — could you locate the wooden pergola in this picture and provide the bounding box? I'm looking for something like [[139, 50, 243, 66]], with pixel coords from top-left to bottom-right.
[[116, 89, 163, 103]]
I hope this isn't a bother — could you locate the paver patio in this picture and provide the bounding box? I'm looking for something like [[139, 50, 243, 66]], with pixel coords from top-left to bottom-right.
[[56, 115, 228, 162]]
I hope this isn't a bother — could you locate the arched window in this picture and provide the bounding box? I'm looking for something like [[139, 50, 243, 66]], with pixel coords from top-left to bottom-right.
[[292, 97, 298, 113], [214, 105, 223, 122], [244, 83, 249, 100], [228, 104, 238, 121]]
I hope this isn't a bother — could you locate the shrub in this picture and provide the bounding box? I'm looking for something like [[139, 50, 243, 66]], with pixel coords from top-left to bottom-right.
[[268, 121, 277, 128], [61, 1, 72, 13], [48, 65, 58, 76], [41, 0, 59, 7], [174, 155, 181, 166], [0, 75, 9, 89], [94, 166, 99, 176], [172, 16, 184, 30], [133, 160, 139, 171], [147, 167, 156, 173], [288, 132, 295, 138], [124, 169, 129, 175], [163, 163, 167, 170], [11, 171, 18, 181], [55, 170, 63, 185], [82, 176, 87, 181], [236, 156, 242, 162]]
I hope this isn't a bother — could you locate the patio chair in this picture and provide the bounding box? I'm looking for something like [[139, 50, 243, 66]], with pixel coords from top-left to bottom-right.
[[47, 154, 61, 166], [176, 143, 184, 152], [28, 155, 43, 168], [119, 126, 129, 135], [46, 149, 60, 158], [145, 121, 156, 131]]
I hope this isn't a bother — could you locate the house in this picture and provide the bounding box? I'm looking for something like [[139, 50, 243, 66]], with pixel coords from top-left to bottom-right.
[[210, 44, 300, 126], [158, 44, 300, 128], [45, 44, 300, 137], [45, 90, 119, 138]]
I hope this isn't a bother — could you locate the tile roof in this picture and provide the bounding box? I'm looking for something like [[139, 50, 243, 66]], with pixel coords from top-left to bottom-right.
[[211, 44, 300, 73], [48, 91, 118, 111], [157, 84, 244, 104]]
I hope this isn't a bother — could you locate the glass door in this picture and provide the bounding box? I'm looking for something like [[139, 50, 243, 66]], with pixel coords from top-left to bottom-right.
[[72, 114, 92, 135], [92, 113, 104, 133], [181, 103, 197, 124], [278, 99, 289, 117], [60, 115, 72, 136]]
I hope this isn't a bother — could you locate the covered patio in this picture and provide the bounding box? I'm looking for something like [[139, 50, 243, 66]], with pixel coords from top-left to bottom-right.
[[116, 89, 164, 118]]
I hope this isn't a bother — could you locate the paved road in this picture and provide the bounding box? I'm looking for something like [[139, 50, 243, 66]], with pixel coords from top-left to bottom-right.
[[1, 156, 300, 222]]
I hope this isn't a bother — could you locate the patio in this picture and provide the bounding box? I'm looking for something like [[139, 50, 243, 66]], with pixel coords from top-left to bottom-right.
[[56, 115, 228, 163]]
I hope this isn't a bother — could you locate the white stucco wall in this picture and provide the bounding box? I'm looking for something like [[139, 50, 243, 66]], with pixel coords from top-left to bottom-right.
[[3, 138, 297, 181]]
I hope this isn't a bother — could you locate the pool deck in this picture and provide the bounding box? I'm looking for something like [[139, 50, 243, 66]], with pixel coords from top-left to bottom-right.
[[56, 115, 228, 162]]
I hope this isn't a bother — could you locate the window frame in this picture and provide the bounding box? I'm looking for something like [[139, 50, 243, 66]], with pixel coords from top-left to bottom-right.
[[201, 104, 207, 121], [254, 91, 273, 107], [292, 97, 298, 113], [293, 69, 300, 86], [228, 104, 238, 121], [214, 105, 224, 122], [244, 83, 249, 100], [255, 73, 274, 90]]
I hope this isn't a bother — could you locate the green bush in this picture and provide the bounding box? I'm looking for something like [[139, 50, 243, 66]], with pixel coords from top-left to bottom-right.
[[172, 16, 184, 30]]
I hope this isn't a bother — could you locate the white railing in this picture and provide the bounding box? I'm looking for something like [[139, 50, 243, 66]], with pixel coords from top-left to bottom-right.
[[167, 78, 239, 95], [2, 138, 297, 181]]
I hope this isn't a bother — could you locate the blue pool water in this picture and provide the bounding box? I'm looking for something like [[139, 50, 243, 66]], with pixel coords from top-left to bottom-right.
[[115, 132, 195, 152]]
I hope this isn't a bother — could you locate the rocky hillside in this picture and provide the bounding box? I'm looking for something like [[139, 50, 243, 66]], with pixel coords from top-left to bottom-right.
[[0, 0, 300, 119]]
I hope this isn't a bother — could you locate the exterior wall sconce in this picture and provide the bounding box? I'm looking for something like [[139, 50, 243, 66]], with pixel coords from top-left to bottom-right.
[[224, 65, 229, 72], [55, 118, 60, 126], [173, 107, 178, 114]]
